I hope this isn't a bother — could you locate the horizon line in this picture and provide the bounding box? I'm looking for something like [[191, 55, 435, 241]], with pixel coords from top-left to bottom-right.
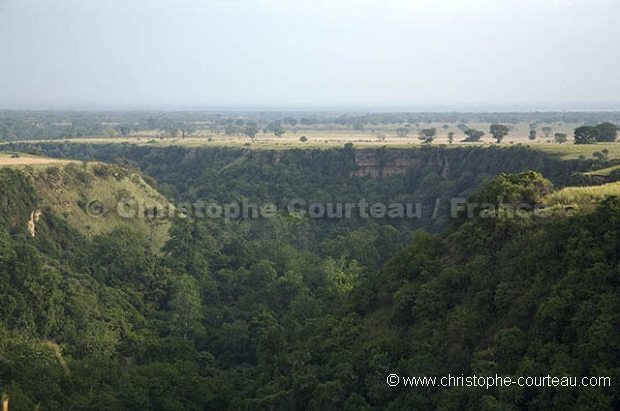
[[1, 102, 620, 113]]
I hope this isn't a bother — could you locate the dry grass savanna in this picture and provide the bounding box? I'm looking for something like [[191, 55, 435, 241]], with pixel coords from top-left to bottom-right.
[[0, 152, 73, 167], [6, 121, 586, 148]]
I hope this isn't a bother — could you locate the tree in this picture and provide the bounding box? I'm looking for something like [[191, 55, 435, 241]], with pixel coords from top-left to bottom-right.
[[395, 127, 409, 137], [273, 126, 285, 138], [463, 128, 485, 142], [116, 124, 131, 136], [490, 124, 510, 143], [224, 126, 239, 135], [166, 127, 179, 138], [529, 130, 537, 141], [448, 132, 455, 144], [265, 121, 282, 135], [554, 132, 568, 144], [467, 170, 553, 218], [299, 136, 308, 143], [418, 128, 436, 144], [574, 126, 599, 144], [595, 122, 618, 142], [244, 126, 259, 140], [169, 274, 203, 340], [283, 117, 298, 126], [541, 126, 552, 137]]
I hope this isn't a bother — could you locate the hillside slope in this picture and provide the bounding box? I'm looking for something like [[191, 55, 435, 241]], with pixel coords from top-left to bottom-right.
[[6, 159, 171, 250], [0, 151, 618, 410]]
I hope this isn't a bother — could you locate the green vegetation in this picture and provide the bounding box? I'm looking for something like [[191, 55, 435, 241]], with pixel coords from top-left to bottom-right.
[[593, 122, 619, 143], [29, 162, 171, 249], [490, 124, 510, 143], [463, 128, 485, 142], [574, 123, 619, 145], [0, 111, 618, 150], [584, 165, 620, 177], [554, 132, 568, 144], [0, 141, 619, 410], [574, 125, 599, 145], [534, 143, 620, 160], [418, 128, 437, 143], [544, 181, 620, 210]]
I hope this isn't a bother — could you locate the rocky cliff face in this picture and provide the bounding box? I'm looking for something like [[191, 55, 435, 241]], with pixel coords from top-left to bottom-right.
[[351, 149, 451, 178], [28, 209, 42, 237], [351, 150, 416, 178]]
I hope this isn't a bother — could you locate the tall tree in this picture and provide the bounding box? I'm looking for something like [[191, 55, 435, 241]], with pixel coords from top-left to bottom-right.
[[244, 126, 259, 140], [574, 126, 599, 144], [395, 127, 409, 137], [273, 126, 285, 138], [168, 274, 203, 340], [490, 124, 510, 143], [463, 128, 485, 142], [554, 132, 568, 144], [595, 122, 618, 142], [418, 128, 436, 144]]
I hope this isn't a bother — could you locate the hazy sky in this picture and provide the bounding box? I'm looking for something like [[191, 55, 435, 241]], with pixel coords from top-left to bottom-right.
[[0, 0, 619, 110]]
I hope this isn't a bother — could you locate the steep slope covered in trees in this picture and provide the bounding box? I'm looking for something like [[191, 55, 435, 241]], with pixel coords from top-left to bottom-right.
[[0, 150, 618, 410]]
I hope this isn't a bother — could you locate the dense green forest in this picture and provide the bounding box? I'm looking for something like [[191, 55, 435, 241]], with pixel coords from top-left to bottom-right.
[[0, 144, 618, 410]]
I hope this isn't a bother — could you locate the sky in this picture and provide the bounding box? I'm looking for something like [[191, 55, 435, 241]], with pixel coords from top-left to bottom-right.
[[0, 0, 619, 110]]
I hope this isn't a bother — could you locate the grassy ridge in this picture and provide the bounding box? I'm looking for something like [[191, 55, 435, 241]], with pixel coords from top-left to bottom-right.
[[9, 160, 172, 250], [544, 181, 620, 210]]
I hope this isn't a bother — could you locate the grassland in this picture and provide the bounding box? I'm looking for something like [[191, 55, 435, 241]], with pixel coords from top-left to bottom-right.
[[534, 143, 620, 160], [544, 181, 620, 211], [0, 151, 73, 166], [584, 165, 620, 176], [3, 121, 584, 150], [15, 161, 172, 250]]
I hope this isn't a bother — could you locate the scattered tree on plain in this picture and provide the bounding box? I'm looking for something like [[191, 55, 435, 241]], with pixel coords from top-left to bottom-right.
[[395, 127, 409, 137], [542, 126, 552, 137], [283, 117, 298, 126], [462, 128, 485, 142], [244, 126, 259, 140], [573, 126, 599, 144], [554, 132, 568, 144], [490, 124, 510, 143], [448, 132, 455, 144], [529, 130, 537, 141], [274, 127, 285, 138], [595, 122, 618, 142], [418, 128, 436, 144]]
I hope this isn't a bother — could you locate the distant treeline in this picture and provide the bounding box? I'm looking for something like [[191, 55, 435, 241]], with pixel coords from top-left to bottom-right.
[[1, 110, 620, 141]]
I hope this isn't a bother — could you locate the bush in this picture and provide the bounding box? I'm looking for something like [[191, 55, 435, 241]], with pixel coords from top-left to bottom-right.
[[93, 164, 112, 178]]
